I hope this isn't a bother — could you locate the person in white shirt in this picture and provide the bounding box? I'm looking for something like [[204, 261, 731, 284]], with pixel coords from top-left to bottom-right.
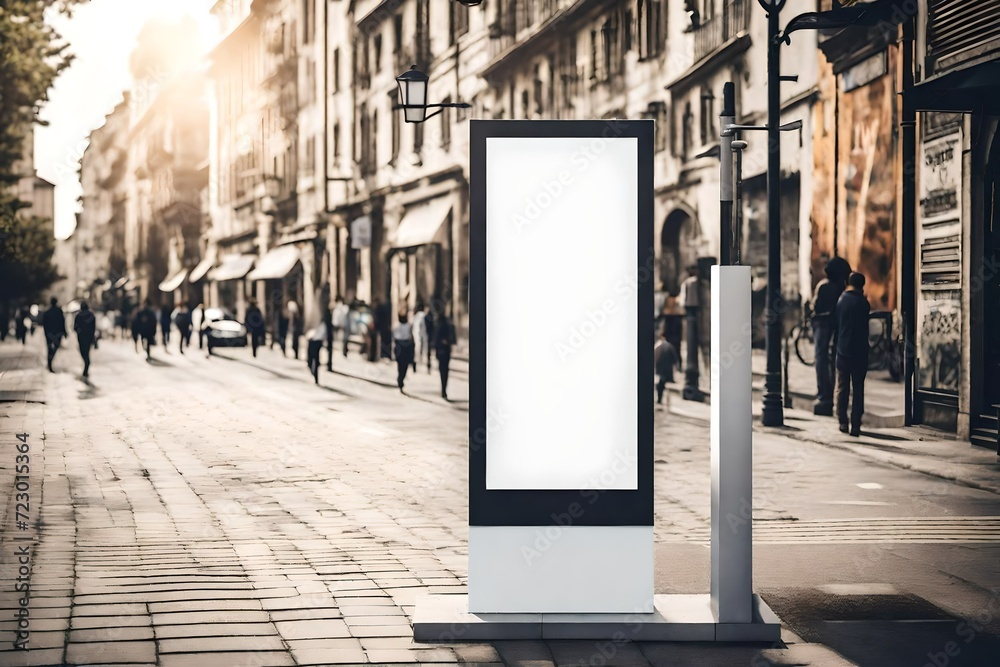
[[332, 295, 350, 358], [410, 303, 428, 373], [392, 312, 415, 392]]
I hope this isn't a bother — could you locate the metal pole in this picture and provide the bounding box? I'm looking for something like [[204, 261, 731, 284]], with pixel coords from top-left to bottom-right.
[[720, 82, 736, 267], [901, 17, 917, 426], [762, 0, 785, 426]]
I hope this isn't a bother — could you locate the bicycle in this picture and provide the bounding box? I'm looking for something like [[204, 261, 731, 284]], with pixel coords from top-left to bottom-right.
[[787, 301, 818, 367]]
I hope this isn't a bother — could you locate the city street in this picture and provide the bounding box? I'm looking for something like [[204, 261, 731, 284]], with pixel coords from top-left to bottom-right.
[[1, 335, 1000, 666]]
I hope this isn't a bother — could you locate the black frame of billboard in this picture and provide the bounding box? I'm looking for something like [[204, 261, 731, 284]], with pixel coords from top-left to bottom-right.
[[468, 119, 655, 527]]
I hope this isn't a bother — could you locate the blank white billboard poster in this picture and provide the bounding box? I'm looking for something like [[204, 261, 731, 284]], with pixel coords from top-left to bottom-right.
[[485, 136, 638, 490]]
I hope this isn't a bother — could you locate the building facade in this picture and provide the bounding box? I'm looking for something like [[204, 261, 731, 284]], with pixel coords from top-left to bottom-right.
[[903, 0, 1000, 450]]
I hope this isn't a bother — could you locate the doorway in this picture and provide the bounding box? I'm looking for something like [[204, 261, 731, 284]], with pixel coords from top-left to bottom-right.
[[660, 209, 698, 296], [974, 125, 1000, 449]]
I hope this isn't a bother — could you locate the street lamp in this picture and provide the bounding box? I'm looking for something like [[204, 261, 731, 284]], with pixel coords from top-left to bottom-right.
[[394, 66, 471, 124]]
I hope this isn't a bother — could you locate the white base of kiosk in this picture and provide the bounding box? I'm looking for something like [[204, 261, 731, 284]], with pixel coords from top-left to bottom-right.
[[468, 526, 653, 614], [413, 593, 780, 642]]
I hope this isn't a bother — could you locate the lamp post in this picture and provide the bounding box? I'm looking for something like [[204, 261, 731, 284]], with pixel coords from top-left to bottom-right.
[[394, 66, 471, 124]]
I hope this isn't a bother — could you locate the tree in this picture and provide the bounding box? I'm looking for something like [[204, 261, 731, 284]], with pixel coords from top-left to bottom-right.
[[0, 0, 88, 304], [0, 199, 62, 304]]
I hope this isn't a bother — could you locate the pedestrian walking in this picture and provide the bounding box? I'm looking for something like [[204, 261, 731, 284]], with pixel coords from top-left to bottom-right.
[[74, 301, 97, 378], [274, 304, 290, 356], [193, 303, 207, 349], [134, 300, 158, 361], [424, 304, 436, 372], [323, 303, 335, 371], [811, 256, 852, 416], [244, 299, 266, 358], [15, 306, 28, 344], [287, 300, 302, 360], [332, 296, 350, 357], [392, 312, 415, 392], [175, 303, 193, 354], [411, 303, 428, 373], [654, 330, 679, 407], [159, 304, 172, 347], [375, 299, 392, 360], [835, 272, 871, 437], [306, 320, 327, 384], [42, 297, 67, 373], [432, 309, 456, 400]]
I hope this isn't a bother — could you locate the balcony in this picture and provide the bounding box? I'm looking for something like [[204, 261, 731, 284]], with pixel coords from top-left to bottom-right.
[[692, 0, 751, 64]]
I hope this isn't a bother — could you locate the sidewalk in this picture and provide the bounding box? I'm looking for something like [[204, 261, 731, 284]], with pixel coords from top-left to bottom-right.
[[664, 379, 1000, 496]]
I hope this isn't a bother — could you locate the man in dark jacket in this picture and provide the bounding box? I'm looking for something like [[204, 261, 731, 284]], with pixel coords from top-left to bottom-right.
[[835, 272, 871, 437], [42, 297, 67, 372], [159, 304, 172, 347], [812, 256, 852, 415], [432, 310, 456, 400], [74, 302, 97, 378], [654, 331, 679, 406], [175, 303, 193, 354], [244, 299, 266, 357], [134, 300, 158, 361]]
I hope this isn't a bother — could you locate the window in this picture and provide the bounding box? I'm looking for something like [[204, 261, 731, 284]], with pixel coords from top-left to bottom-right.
[[390, 91, 400, 163], [303, 0, 314, 44], [643, 101, 668, 153], [416, 0, 431, 66], [624, 10, 633, 52], [521, 89, 529, 119], [373, 34, 382, 73], [372, 110, 378, 168], [450, 1, 469, 45], [333, 122, 341, 158], [533, 65, 543, 116], [306, 59, 317, 104], [682, 101, 693, 157], [590, 29, 598, 80], [332, 48, 340, 93], [441, 97, 451, 149], [700, 88, 715, 145], [638, 0, 664, 60], [304, 136, 316, 176]]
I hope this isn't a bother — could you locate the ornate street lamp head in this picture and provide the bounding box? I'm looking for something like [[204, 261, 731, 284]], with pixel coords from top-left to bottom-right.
[[396, 66, 429, 124]]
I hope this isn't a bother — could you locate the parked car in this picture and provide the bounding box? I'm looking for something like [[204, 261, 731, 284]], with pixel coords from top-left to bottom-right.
[[205, 308, 247, 352]]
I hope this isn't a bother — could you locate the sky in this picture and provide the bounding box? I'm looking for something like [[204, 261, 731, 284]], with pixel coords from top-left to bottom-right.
[[36, 0, 219, 240]]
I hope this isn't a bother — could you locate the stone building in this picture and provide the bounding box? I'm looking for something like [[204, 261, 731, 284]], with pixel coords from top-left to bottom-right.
[[77, 96, 132, 308]]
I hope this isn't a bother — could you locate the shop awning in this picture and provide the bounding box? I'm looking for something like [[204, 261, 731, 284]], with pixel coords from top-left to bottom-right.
[[393, 198, 452, 249], [188, 249, 217, 283], [247, 245, 301, 281], [158, 269, 189, 293], [209, 254, 255, 282]]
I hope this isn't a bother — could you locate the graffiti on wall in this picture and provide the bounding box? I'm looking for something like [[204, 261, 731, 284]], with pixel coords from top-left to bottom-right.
[[839, 67, 897, 312], [916, 117, 963, 393]]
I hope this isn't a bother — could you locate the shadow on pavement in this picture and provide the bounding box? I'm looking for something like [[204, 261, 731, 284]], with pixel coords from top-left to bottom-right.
[[762, 587, 1000, 667]]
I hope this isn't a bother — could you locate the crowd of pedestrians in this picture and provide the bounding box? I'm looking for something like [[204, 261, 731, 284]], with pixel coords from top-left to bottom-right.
[[12, 294, 458, 401]]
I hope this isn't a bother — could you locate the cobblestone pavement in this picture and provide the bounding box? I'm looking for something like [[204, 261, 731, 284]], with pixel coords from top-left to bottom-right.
[[1, 336, 1000, 666]]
